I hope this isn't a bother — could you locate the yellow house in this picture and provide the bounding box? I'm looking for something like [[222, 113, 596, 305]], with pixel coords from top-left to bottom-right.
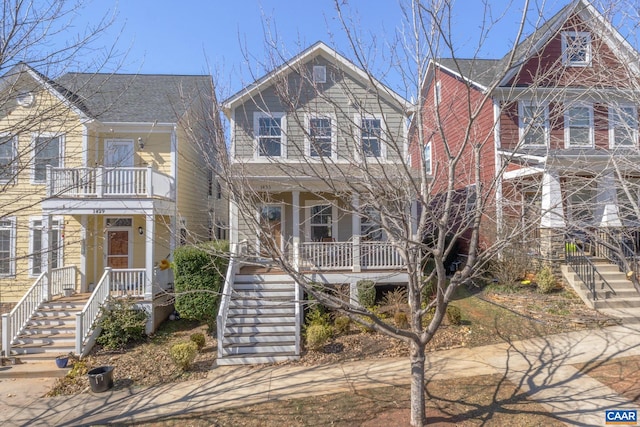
[[0, 63, 222, 357]]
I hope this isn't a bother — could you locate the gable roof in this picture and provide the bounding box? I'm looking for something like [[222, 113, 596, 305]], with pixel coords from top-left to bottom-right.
[[222, 41, 411, 115], [431, 0, 640, 91], [55, 73, 213, 123]]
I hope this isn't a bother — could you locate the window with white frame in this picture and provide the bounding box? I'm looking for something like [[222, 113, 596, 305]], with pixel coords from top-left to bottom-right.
[[361, 118, 382, 158], [610, 105, 638, 147], [424, 141, 432, 174], [32, 134, 63, 183], [309, 204, 333, 241], [308, 116, 334, 158], [562, 31, 591, 66], [254, 113, 285, 158], [0, 217, 16, 276], [434, 81, 441, 106], [567, 181, 595, 224], [30, 218, 63, 276], [565, 105, 593, 147], [361, 206, 383, 241], [519, 102, 548, 146], [312, 65, 326, 83], [0, 136, 16, 183]]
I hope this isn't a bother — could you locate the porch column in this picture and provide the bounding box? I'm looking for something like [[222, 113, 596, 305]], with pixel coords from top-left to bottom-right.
[[42, 214, 52, 300], [352, 194, 361, 273], [596, 171, 622, 227], [145, 213, 155, 300], [292, 191, 300, 270], [539, 170, 566, 266], [80, 215, 87, 292], [230, 199, 239, 246]]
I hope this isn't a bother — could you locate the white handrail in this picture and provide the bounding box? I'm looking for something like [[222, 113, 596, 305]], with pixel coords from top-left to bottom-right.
[[1, 272, 47, 356], [50, 265, 77, 296], [217, 243, 238, 358], [75, 268, 111, 356]]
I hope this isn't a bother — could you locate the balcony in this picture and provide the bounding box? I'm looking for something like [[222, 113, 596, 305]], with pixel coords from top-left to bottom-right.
[[46, 166, 175, 200]]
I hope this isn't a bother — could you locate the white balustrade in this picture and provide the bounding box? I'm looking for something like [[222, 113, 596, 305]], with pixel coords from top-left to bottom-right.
[[361, 242, 403, 269], [299, 241, 403, 270], [217, 243, 239, 358], [110, 269, 146, 297], [76, 268, 111, 356], [50, 265, 77, 296]]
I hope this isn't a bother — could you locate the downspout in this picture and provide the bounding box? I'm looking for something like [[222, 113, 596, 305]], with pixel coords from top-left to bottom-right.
[[493, 99, 503, 238]]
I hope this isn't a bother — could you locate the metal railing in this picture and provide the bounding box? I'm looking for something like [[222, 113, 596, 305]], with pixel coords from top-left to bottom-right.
[[565, 238, 615, 300], [110, 268, 146, 297], [76, 268, 111, 356], [217, 244, 239, 358]]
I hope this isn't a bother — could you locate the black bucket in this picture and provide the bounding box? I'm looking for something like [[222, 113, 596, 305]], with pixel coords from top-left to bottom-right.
[[87, 366, 114, 393]]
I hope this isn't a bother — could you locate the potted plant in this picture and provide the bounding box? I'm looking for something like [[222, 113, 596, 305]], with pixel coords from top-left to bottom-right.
[[55, 353, 72, 368]]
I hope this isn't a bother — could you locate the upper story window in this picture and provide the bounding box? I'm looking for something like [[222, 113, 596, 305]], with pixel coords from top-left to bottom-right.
[[424, 141, 432, 174], [519, 102, 549, 147], [609, 105, 638, 148], [32, 134, 63, 183], [312, 66, 326, 83], [562, 31, 591, 66], [0, 217, 16, 277], [307, 116, 335, 158], [361, 117, 383, 158], [0, 136, 16, 183], [565, 105, 593, 148], [254, 113, 285, 158]]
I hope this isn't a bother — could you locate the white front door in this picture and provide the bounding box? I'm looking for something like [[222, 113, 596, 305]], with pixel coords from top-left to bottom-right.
[[105, 140, 134, 167], [105, 140, 135, 194]]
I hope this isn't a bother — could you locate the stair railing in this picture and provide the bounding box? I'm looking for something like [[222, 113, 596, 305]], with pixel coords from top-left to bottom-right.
[[75, 268, 111, 357], [1, 272, 47, 356], [217, 243, 239, 358], [565, 238, 616, 300]]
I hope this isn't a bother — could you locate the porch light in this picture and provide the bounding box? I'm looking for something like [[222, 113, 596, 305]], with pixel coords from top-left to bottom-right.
[[138, 226, 144, 235], [137, 137, 144, 150]]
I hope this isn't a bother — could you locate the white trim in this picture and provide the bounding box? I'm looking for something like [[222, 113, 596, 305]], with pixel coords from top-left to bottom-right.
[[0, 216, 16, 277], [28, 216, 63, 277], [81, 124, 89, 167], [104, 139, 135, 167], [561, 31, 592, 67], [253, 112, 286, 159], [503, 166, 544, 180], [355, 114, 386, 160], [0, 134, 17, 184], [609, 104, 638, 149], [518, 101, 549, 147], [229, 109, 236, 162], [312, 65, 327, 83], [564, 103, 594, 148], [104, 217, 133, 269], [304, 200, 338, 242], [434, 81, 442, 106], [433, 61, 488, 92], [31, 133, 64, 184], [304, 113, 337, 160]]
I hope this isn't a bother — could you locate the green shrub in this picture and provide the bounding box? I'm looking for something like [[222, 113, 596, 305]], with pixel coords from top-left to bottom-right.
[[394, 311, 409, 329], [306, 307, 331, 327], [381, 287, 408, 316], [357, 280, 376, 308], [96, 298, 148, 350], [333, 315, 351, 335], [170, 341, 198, 371], [305, 323, 333, 350], [190, 332, 206, 351], [536, 266, 557, 294], [446, 305, 462, 325], [174, 241, 229, 322]]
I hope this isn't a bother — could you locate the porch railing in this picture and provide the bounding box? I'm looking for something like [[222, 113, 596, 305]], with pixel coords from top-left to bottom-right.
[[76, 268, 111, 356], [217, 243, 239, 358], [47, 166, 175, 200], [110, 268, 146, 298], [1, 272, 47, 356], [361, 242, 403, 268], [566, 238, 615, 301], [50, 265, 77, 296], [299, 240, 403, 271], [300, 242, 353, 269]]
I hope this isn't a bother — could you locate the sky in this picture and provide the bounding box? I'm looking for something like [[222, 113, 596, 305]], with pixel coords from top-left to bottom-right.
[[62, 0, 618, 99]]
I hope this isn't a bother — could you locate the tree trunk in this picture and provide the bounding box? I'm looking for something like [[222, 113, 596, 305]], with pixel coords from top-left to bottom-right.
[[410, 340, 426, 426]]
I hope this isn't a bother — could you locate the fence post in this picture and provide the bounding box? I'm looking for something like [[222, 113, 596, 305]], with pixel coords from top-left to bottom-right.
[[352, 235, 361, 273], [75, 312, 83, 356], [2, 313, 10, 357]]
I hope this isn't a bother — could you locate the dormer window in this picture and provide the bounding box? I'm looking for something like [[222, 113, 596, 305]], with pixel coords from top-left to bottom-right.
[[562, 31, 591, 66], [312, 66, 326, 83]]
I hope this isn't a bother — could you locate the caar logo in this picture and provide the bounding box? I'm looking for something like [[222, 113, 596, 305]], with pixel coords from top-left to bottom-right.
[[606, 410, 638, 425]]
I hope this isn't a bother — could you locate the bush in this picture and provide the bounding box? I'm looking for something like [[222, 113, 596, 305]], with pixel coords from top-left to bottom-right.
[[446, 305, 462, 325], [333, 315, 351, 335], [536, 266, 557, 294], [381, 287, 408, 316], [490, 247, 532, 286], [305, 323, 333, 350], [394, 311, 409, 329], [96, 298, 148, 350], [174, 241, 229, 322], [306, 307, 331, 327], [190, 332, 206, 351], [357, 280, 376, 308], [170, 341, 198, 371]]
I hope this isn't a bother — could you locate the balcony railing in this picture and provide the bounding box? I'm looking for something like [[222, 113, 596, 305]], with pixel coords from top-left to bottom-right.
[[46, 166, 174, 199], [299, 239, 404, 271]]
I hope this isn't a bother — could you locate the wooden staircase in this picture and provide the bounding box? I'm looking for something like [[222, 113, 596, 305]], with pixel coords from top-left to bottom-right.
[[562, 260, 640, 324], [7, 294, 90, 361], [217, 269, 300, 366]]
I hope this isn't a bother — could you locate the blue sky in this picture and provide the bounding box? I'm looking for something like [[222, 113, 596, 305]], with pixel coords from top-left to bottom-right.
[[68, 0, 617, 98]]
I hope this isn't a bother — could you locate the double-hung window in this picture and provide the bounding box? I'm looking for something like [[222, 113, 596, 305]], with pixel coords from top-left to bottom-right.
[[424, 141, 432, 174], [308, 116, 334, 158], [308, 204, 334, 242], [565, 105, 593, 148], [609, 105, 638, 148], [30, 218, 63, 276], [562, 31, 591, 66], [519, 102, 548, 147], [254, 113, 285, 158], [0, 217, 16, 277], [32, 134, 63, 183], [0, 136, 16, 183], [361, 117, 383, 158]]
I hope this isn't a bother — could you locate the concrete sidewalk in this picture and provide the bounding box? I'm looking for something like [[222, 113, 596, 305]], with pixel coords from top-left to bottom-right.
[[3, 324, 640, 426]]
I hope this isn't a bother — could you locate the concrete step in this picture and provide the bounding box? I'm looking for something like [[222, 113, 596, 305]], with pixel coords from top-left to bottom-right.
[[215, 353, 299, 366], [593, 297, 640, 309], [0, 360, 71, 378], [597, 308, 640, 324]]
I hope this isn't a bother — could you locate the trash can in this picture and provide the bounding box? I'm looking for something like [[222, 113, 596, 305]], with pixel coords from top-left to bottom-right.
[[87, 366, 114, 393]]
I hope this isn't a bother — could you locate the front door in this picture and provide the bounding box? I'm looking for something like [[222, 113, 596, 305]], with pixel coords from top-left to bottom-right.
[[105, 140, 134, 167], [105, 140, 135, 194], [106, 229, 130, 268], [259, 205, 283, 256]]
